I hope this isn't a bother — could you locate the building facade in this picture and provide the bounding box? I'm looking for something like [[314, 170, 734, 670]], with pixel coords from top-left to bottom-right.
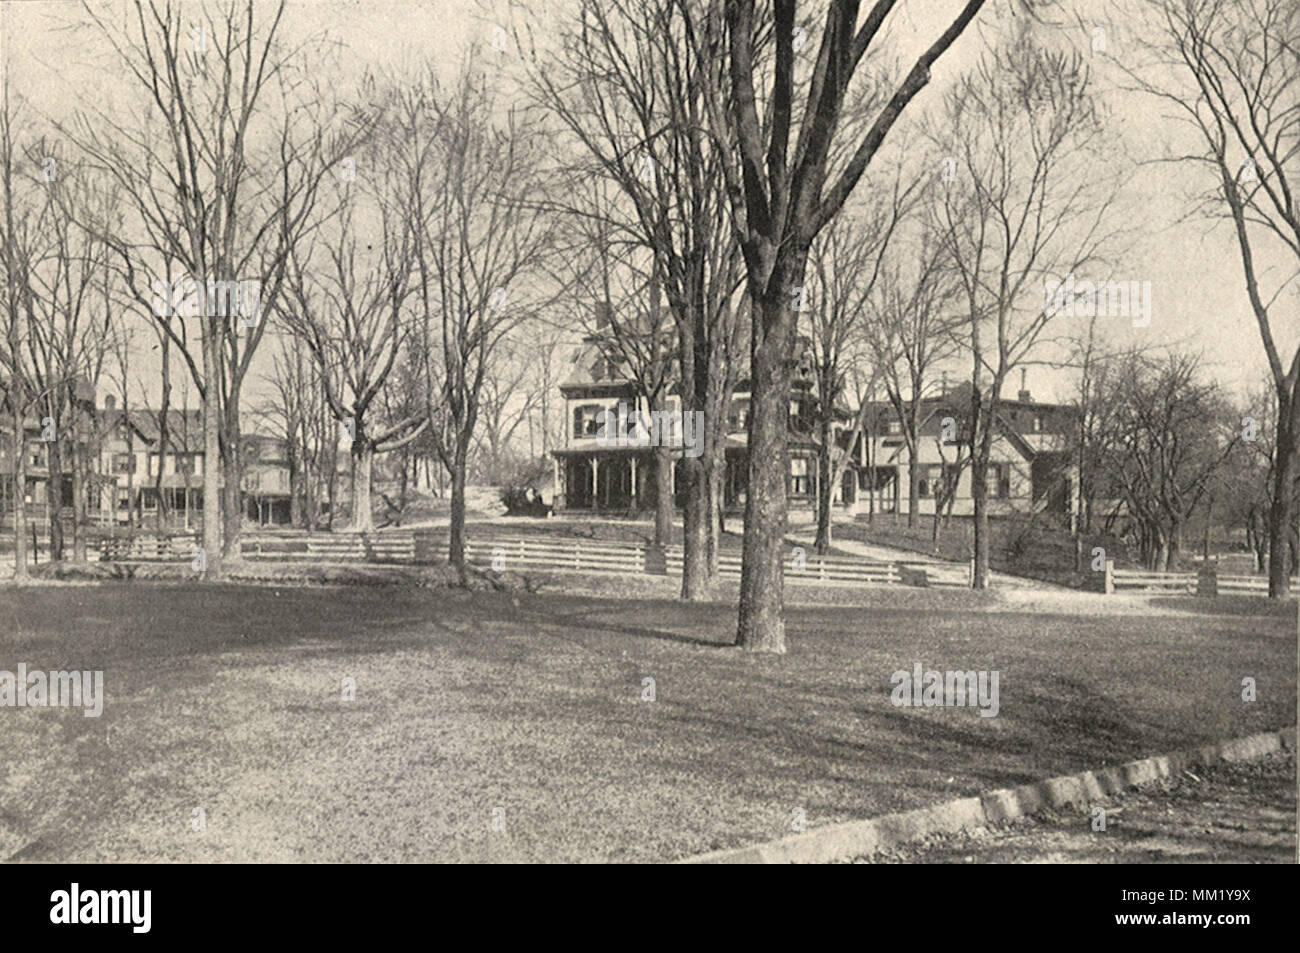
[[2, 386, 297, 533], [552, 346, 1077, 520]]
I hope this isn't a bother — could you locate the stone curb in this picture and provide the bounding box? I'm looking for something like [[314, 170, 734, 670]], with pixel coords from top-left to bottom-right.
[[679, 726, 1297, 864]]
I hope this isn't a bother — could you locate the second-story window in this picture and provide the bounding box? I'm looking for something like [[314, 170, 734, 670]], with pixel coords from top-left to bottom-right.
[[573, 404, 604, 438]]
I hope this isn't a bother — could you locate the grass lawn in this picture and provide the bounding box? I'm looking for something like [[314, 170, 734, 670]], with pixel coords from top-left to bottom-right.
[[0, 582, 1293, 862], [836, 514, 1134, 587]]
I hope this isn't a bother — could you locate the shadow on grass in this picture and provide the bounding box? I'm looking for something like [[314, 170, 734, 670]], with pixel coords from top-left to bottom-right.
[[1148, 595, 1297, 618]]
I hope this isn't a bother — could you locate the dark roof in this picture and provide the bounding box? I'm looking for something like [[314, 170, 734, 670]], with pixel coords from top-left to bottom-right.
[[104, 409, 204, 448]]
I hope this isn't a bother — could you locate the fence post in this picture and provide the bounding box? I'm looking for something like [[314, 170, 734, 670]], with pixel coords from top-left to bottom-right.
[[644, 543, 667, 576], [1103, 558, 1115, 595], [412, 529, 435, 563], [1197, 561, 1218, 597]]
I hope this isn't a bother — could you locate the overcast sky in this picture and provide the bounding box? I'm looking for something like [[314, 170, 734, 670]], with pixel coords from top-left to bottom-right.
[[2, 0, 1294, 413]]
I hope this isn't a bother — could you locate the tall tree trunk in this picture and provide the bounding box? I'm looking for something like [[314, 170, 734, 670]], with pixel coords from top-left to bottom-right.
[[814, 421, 833, 554], [680, 320, 710, 599], [971, 458, 990, 588], [653, 444, 672, 547], [10, 409, 28, 580], [970, 385, 995, 589], [155, 339, 171, 532], [72, 419, 87, 563], [448, 444, 468, 566], [1268, 405, 1296, 597], [46, 428, 64, 561], [681, 456, 709, 599], [737, 284, 796, 654], [221, 402, 242, 564], [906, 434, 920, 528], [350, 435, 375, 532], [327, 464, 337, 531], [289, 455, 303, 527], [201, 320, 223, 577]]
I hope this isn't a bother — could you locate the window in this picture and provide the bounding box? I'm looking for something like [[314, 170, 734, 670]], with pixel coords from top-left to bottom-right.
[[920, 464, 946, 499], [573, 404, 604, 438], [885, 420, 900, 436], [114, 453, 133, 474], [1032, 415, 1043, 433], [790, 457, 810, 496], [986, 464, 1012, 498], [728, 399, 750, 432]]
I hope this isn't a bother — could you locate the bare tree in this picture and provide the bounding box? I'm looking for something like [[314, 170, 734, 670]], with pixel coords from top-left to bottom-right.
[[803, 180, 915, 552], [1118, 0, 1300, 595], [403, 63, 562, 566], [0, 81, 46, 580], [71, 0, 375, 575], [861, 228, 962, 530], [277, 185, 425, 533], [929, 29, 1117, 589], [684, 0, 992, 651], [24, 145, 117, 561], [526, 0, 746, 597], [1096, 350, 1240, 570], [557, 182, 678, 546]]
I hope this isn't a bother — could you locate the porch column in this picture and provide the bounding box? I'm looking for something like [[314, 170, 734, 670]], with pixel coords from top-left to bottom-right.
[[590, 455, 598, 511], [630, 456, 638, 508]]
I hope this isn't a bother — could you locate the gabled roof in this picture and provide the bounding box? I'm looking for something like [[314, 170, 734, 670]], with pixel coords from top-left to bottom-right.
[[103, 409, 204, 449]]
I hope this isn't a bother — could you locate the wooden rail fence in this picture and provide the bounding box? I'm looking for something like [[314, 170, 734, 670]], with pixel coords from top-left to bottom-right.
[[1099, 557, 1297, 597]]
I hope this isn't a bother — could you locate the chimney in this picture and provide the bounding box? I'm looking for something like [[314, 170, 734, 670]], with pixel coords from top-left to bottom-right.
[[1018, 368, 1030, 403], [103, 394, 116, 412]]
